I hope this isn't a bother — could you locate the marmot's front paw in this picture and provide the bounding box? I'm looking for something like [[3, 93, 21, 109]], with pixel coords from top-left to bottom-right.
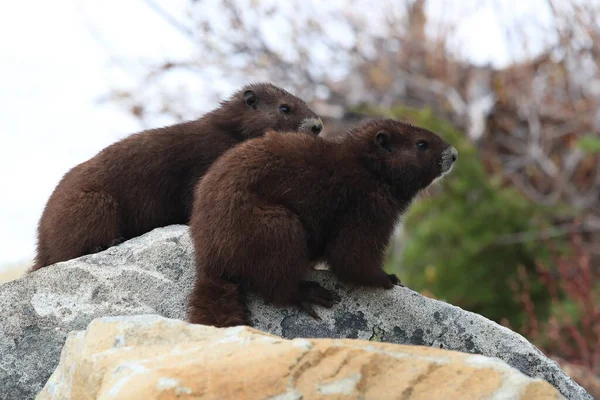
[[109, 236, 125, 247], [297, 281, 341, 320], [387, 273, 404, 287]]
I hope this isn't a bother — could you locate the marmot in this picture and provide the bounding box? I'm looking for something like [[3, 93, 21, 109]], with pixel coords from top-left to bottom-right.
[[187, 118, 457, 327], [31, 82, 323, 271]]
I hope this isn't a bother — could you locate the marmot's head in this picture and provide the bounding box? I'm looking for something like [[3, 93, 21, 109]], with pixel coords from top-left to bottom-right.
[[350, 118, 457, 194], [220, 82, 323, 138]]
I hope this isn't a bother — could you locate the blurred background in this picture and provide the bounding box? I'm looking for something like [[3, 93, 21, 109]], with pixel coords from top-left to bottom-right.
[[0, 0, 599, 395]]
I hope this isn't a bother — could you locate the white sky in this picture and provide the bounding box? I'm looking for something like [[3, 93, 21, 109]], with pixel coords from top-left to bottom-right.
[[0, 0, 554, 269]]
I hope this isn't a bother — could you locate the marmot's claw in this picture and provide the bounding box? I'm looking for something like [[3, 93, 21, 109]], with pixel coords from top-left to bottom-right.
[[387, 273, 404, 287], [109, 237, 125, 247], [331, 292, 342, 303], [300, 302, 321, 320], [297, 281, 341, 310]]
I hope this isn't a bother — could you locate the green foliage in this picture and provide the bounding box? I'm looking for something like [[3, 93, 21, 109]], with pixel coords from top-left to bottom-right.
[[577, 135, 600, 153], [353, 105, 568, 327]]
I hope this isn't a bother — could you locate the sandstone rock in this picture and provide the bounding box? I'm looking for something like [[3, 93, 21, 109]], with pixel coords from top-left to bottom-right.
[[0, 225, 591, 400], [37, 314, 564, 400]]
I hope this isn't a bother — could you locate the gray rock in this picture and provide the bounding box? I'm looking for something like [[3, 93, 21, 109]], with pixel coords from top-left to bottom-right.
[[0, 225, 591, 400]]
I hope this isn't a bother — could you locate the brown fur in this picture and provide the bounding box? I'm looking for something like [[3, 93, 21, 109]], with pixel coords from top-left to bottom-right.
[[31, 82, 323, 271], [187, 118, 458, 327]]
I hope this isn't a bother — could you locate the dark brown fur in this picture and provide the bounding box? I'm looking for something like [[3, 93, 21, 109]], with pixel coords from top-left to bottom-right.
[[187, 118, 458, 327], [31, 82, 323, 271]]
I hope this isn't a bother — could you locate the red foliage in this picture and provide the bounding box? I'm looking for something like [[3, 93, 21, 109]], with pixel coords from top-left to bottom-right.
[[507, 220, 600, 375]]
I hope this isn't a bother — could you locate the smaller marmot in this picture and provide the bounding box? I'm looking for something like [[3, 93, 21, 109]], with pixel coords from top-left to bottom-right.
[[31, 82, 323, 271], [188, 118, 457, 327]]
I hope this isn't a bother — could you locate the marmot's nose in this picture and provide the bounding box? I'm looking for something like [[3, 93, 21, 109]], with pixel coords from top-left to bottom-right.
[[301, 117, 324, 135], [450, 147, 458, 162]]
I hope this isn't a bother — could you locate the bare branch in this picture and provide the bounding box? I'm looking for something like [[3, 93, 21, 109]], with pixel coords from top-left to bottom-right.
[[143, 0, 194, 39]]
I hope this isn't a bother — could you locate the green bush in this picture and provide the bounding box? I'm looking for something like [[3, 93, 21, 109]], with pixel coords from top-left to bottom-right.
[[353, 105, 570, 328], [577, 135, 600, 153]]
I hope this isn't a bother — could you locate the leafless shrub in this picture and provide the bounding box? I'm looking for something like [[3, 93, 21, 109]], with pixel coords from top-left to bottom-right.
[[93, 0, 599, 219]]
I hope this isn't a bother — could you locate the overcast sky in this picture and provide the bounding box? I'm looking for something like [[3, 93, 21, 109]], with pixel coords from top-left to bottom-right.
[[0, 0, 554, 269]]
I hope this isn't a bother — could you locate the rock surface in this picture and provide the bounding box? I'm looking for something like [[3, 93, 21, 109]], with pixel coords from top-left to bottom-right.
[[37, 314, 564, 400], [0, 225, 591, 400]]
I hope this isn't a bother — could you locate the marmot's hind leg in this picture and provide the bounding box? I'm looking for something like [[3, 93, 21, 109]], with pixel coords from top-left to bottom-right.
[[32, 189, 121, 270], [242, 204, 341, 319], [187, 275, 248, 327]]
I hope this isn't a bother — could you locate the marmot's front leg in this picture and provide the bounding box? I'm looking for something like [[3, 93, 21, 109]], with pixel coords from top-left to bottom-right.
[[325, 217, 402, 290]]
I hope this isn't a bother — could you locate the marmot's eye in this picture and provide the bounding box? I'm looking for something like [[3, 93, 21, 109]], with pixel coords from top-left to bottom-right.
[[417, 141, 428, 150], [279, 104, 291, 113]]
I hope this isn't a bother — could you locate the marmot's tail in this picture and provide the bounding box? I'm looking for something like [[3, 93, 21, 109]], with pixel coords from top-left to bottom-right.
[[187, 275, 249, 327]]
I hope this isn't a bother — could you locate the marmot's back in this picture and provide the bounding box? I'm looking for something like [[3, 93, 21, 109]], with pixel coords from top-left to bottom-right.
[[31, 83, 322, 271]]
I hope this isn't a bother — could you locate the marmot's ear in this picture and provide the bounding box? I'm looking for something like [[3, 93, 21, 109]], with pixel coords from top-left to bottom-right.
[[244, 90, 258, 109], [376, 130, 391, 152]]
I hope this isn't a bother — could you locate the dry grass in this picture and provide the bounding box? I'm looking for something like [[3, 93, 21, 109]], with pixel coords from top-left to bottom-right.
[[0, 261, 30, 284]]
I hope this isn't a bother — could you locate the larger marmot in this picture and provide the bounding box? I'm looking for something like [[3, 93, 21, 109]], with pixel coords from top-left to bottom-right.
[[31, 82, 323, 271], [188, 118, 457, 327]]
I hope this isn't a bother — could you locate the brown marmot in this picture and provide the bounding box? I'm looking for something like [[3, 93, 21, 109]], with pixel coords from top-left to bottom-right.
[[31, 82, 323, 271], [187, 118, 457, 327]]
